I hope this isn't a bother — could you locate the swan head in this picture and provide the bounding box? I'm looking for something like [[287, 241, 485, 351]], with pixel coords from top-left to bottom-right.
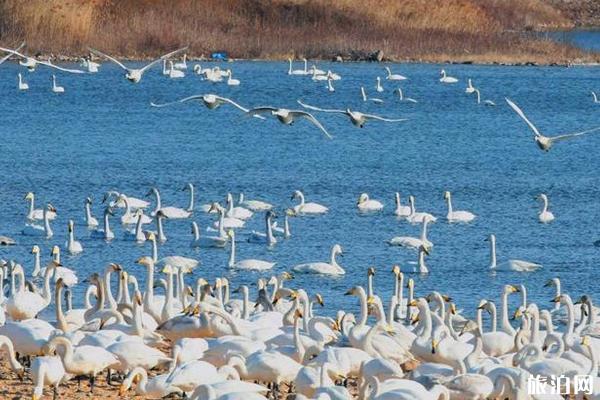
[[367, 267, 375, 277], [357, 193, 369, 204], [344, 286, 362, 297], [182, 183, 193, 191], [31, 245, 40, 254], [314, 293, 324, 307], [484, 234, 496, 244], [145, 187, 159, 197], [67, 220, 74, 232], [291, 190, 303, 200], [193, 64, 201, 72], [443, 191, 451, 200], [156, 209, 168, 219], [504, 285, 520, 295], [226, 229, 235, 239], [406, 278, 414, 289], [24, 192, 34, 201], [418, 245, 430, 255], [538, 193, 548, 202], [392, 265, 400, 276], [135, 255, 154, 266], [294, 308, 303, 320], [331, 244, 343, 257], [543, 278, 559, 288], [440, 69, 446, 75]]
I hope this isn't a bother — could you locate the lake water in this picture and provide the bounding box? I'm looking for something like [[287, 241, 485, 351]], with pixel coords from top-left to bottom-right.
[[543, 29, 600, 52], [1, 60, 600, 322]]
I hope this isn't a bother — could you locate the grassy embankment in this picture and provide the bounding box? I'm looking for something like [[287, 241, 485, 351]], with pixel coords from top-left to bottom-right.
[[0, 0, 597, 64]]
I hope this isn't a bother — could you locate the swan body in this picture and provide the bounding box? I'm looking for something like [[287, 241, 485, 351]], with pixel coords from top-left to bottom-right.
[[238, 193, 273, 211], [406, 196, 437, 224], [357, 193, 384, 212], [25, 193, 57, 221]]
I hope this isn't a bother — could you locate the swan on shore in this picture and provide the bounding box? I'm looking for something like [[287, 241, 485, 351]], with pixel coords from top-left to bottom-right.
[[89, 47, 187, 83], [506, 98, 600, 152]]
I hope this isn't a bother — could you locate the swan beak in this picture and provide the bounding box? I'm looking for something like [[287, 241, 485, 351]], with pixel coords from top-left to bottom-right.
[[431, 339, 438, 354], [32, 395, 40, 400], [232, 287, 240, 294], [331, 321, 340, 332], [442, 295, 452, 302], [392, 265, 400, 275], [543, 280, 553, 287], [511, 285, 520, 293], [367, 267, 375, 276], [366, 296, 376, 305], [344, 288, 354, 296], [408, 299, 418, 307], [410, 314, 420, 325], [582, 336, 590, 346], [315, 294, 324, 307], [295, 309, 303, 319], [385, 325, 395, 335], [551, 295, 561, 303]]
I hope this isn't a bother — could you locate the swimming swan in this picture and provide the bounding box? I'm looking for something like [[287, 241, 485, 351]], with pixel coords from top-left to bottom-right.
[[65, 220, 83, 254], [439, 69, 458, 83], [51, 75, 64, 93], [537, 193, 555, 223], [228, 230, 275, 271], [443, 191, 476, 223], [25, 192, 57, 221], [292, 244, 345, 275], [388, 216, 433, 250], [357, 193, 384, 212], [385, 67, 407, 81], [486, 234, 541, 272], [18, 73, 28, 91], [291, 190, 328, 215]]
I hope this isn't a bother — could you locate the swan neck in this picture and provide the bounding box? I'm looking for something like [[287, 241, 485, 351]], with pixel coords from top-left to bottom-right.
[[187, 185, 194, 212]]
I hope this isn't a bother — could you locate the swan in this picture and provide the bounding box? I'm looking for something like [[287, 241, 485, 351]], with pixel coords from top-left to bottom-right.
[[396, 88, 418, 103], [91, 207, 115, 240], [297, 100, 407, 128], [25, 192, 57, 221], [357, 193, 384, 212], [123, 209, 148, 242], [247, 107, 332, 139], [147, 187, 192, 219], [416, 246, 430, 274], [272, 210, 293, 239], [103, 190, 150, 210], [0, 42, 25, 67], [0, 46, 85, 73], [80, 56, 100, 72], [151, 94, 261, 117], [190, 381, 269, 400], [226, 193, 253, 220], [593, 91, 600, 104], [375, 77, 384, 92], [119, 367, 182, 398], [443, 191, 476, 223], [228, 230, 275, 271], [439, 69, 458, 83], [65, 220, 83, 254], [45, 336, 118, 392], [83, 197, 99, 228], [22, 203, 56, 238], [292, 244, 344, 275], [118, 194, 153, 225], [326, 77, 335, 92], [210, 202, 245, 230], [361, 86, 384, 104], [385, 67, 407, 81], [473, 88, 496, 106], [191, 221, 227, 248], [388, 216, 433, 250], [51, 75, 64, 93], [394, 192, 412, 217], [486, 234, 542, 272], [193, 64, 213, 75], [288, 58, 308, 75], [291, 190, 328, 215], [248, 210, 277, 246], [226, 69, 240, 85], [406, 195, 437, 224], [238, 193, 272, 211], [36, 246, 78, 288], [506, 98, 600, 152], [167, 60, 185, 78], [174, 53, 187, 69], [18, 73, 28, 90], [107, 339, 171, 372], [465, 78, 475, 94], [537, 193, 555, 223], [31, 355, 70, 400], [89, 46, 187, 83]]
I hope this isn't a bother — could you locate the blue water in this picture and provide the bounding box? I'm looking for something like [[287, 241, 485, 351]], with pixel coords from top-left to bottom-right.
[[543, 29, 600, 52], [1, 61, 600, 321]]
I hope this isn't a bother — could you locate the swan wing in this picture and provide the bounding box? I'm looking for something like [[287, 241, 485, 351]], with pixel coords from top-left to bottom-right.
[[296, 100, 345, 114], [139, 46, 188, 73], [213, 95, 251, 113], [362, 113, 408, 122], [247, 107, 278, 117], [505, 98, 542, 138], [289, 111, 333, 139], [150, 95, 205, 108], [89, 48, 129, 71], [0, 42, 25, 65], [550, 126, 600, 143], [0, 45, 29, 60], [37, 59, 85, 74]]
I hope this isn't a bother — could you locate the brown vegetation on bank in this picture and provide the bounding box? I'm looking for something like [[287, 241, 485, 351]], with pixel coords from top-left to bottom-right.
[[0, 0, 596, 63]]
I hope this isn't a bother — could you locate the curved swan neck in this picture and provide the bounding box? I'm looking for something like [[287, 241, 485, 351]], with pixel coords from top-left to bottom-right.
[[186, 184, 194, 212], [43, 208, 52, 237], [191, 222, 200, 241], [501, 289, 515, 335], [55, 284, 69, 332], [104, 266, 118, 310]]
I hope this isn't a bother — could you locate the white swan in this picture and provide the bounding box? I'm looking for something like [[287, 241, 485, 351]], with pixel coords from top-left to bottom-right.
[[119, 367, 182, 398], [486, 234, 542, 272], [394, 192, 411, 217], [174, 53, 187, 69], [226, 69, 240, 86], [406, 196, 437, 224], [25, 192, 57, 221], [465, 78, 475, 93], [210, 202, 245, 230], [473, 88, 496, 106], [288, 58, 308, 75], [396, 88, 418, 103], [292, 244, 344, 275], [248, 210, 277, 246], [298, 100, 407, 128], [357, 193, 384, 212], [91, 207, 115, 240], [228, 230, 275, 271], [388, 216, 433, 250], [22, 203, 56, 238], [65, 220, 83, 254], [291, 190, 328, 215], [326, 77, 335, 92], [375, 77, 384, 92], [439, 69, 458, 83], [147, 187, 191, 219], [89, 46, 187, 83], [238, 193, 273, 211], [385, 67, 407, 81], [18, 73, 28, 91], [537, 193, 555, 223], [226, 193, 253, 220], [51, 75, 64, 93], [118, 194, 153, 225], [361, 86, 384, 104], [167, 60, 185, 78], [83, 197, 99, 228], [247, 107, 332, 139], [191, 221, 227, 248], [31, 355, 70, 400], [593, 91, 600, 104], [506, 98, 600, 152], [0, 46, 85, 73], [443, 191, 476, 223], [151, 94, 260, 118]]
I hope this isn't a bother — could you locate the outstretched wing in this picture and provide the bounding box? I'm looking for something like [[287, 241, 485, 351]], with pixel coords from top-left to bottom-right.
[[297, 100, 345, 114], [362, 113, 408, 123], [214, 95, 251, 113], [150, 95, 205, 108], [37, 59, 85, 74], [505, 98, 541, 138], [140, 46, 188, 73], [247, 107, 278, 116], [552, 126, 600, 143], [289, 111, 333, 139], [0, 42, 25, 66], [89, 48, 129, 71]]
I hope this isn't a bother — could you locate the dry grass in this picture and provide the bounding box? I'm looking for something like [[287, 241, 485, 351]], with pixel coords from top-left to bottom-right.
[[0, 0, 595, 63]]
